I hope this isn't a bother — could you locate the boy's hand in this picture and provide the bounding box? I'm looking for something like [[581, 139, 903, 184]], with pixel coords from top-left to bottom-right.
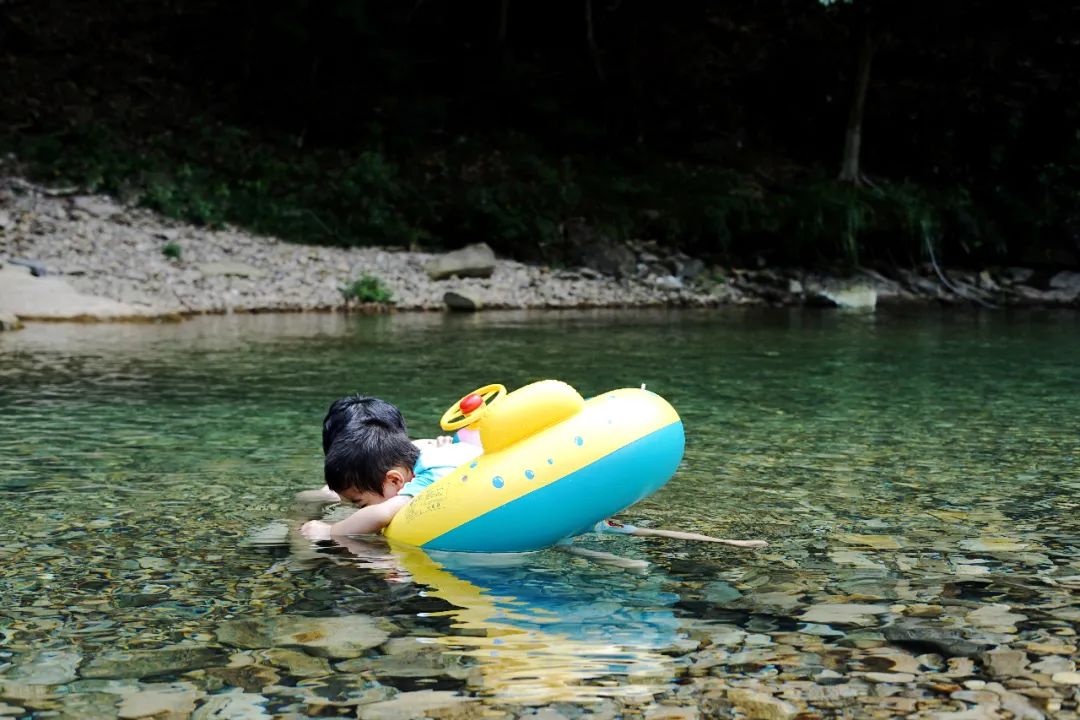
[[300, 520, 333, 540], [414, 436, 455, 450]]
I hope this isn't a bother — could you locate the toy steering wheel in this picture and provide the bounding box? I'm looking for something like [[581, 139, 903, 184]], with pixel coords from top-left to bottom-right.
[[440, 384, 507, 431]]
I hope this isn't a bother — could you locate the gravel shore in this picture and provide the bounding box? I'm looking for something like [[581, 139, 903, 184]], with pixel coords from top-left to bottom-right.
[[0, 187, 717, 318], [2, 180, 1078, 322]]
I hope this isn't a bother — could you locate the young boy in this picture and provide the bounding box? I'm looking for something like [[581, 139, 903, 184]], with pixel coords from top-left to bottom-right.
[[299, 394, 766, 548], [293, 393, 449, 505], [300, 416, 481, 539], [298, 392, 478, 537]]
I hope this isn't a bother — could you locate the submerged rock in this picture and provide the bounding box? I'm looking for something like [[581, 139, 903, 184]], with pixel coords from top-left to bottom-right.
[[836, 534, 904, 550], [883, 623, 989, 658], [59, 691, 120, 718], [1029, 656, 1074, 674], [201, 664, 280, 694], [356, 690, 478, 720], [116, 683, 203, 720], [259, 648, 332, 678], [216, 620, 272, 650], [959, 537, 1030, 552], [216, 615, 390, 659], [1052, 671, 1080, 685], [727, 688, 797, 720], [2, 649, 80, 685], [81, 645, 226, 680], [191, 688, 271, 719], [966, 604, 1026, 630], [799, 603, 888, 627], [339, 636, 471, 680]]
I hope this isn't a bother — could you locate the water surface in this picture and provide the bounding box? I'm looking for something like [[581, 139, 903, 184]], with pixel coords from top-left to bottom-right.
[[1, 309, 1078, 716]]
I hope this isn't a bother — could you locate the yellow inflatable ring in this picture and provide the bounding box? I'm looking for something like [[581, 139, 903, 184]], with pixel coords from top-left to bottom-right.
[[386, 380, 685, 552]]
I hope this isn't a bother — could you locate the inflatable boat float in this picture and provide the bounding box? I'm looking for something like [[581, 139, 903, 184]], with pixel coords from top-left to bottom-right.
[[383, 380, 685, 552]]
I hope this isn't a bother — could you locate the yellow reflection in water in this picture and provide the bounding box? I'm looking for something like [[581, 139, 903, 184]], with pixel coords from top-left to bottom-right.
[[339, 537, 682, 704]]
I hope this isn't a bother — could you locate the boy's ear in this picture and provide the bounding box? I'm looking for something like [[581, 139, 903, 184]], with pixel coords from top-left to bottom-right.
[[384, 468, 408, 490]]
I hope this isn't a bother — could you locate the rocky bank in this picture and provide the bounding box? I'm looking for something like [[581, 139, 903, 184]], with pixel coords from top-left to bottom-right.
[[2, 177, 1079, 325]]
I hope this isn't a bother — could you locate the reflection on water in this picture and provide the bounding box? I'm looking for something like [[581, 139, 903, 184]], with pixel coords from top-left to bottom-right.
[[338, 538, 681, 703], [244, 521, 685, 703], [2, 309, 1079, 714]]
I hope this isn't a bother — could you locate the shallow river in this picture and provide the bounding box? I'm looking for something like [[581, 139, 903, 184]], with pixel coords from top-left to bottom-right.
[[1, 309, 1078, 718]]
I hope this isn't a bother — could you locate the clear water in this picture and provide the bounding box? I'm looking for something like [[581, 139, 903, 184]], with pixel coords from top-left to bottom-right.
[[1, 309, 1078, 715]]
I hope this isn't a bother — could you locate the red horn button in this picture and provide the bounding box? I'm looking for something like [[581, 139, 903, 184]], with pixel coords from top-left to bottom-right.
[[459, 393, 484, 413]]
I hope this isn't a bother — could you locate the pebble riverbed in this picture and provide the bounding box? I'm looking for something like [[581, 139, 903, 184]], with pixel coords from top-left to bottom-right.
[[1, 309, 1078, 719]]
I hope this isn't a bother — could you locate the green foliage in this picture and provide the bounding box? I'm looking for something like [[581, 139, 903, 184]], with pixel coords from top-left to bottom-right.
[[162, 242, 182, 260], [334, 151, 422, 246], [339, 274, 393, 304], [0, 116, 1066, 269], [754, 178, 1014, 268], [144, 164, 232, 228], [3, 121, 425, 248], [447, 149, 583, 258], [3, 0, 1079, 269]]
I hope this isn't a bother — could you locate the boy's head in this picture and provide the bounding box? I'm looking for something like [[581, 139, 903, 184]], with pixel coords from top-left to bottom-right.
[[324, 415, 419, 506], [322, 394, 407, 455]]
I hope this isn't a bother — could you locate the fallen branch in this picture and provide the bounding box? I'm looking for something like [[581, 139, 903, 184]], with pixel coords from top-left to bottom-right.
[[924, 237, 997, 309]]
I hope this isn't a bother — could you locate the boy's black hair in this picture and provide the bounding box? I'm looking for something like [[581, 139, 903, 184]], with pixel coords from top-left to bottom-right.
[[324, 421, 419, 495], [322, 395, 407, 455]]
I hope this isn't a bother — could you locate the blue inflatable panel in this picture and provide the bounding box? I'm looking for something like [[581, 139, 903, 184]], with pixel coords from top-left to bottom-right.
[[423, 421, 685, 552]]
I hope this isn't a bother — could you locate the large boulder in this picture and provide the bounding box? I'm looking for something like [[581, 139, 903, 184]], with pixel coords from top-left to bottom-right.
[[0, 264, 164, 320], [0, 312, 22, 331], [443, 290, 483, 312], [807, 281, 878, 310], [424, 243, 496, 280], [1049, 271, 1080, 298]]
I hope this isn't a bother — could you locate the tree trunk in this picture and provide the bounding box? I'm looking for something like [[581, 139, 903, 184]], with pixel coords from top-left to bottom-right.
[[585, 0, 605, 81], [839, 29, 876, 184], [498, 0, 509, 47]]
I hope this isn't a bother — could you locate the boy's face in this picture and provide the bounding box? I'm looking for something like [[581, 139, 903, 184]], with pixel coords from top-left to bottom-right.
[[338, 466, 413, 508]]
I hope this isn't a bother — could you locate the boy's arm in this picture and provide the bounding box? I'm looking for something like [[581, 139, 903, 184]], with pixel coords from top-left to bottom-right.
[[331, 495, 411, 536], [300, 495, 411, 539]]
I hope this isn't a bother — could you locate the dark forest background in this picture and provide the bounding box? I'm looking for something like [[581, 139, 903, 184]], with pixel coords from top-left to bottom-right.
[[2, 0, 1078, 269]]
